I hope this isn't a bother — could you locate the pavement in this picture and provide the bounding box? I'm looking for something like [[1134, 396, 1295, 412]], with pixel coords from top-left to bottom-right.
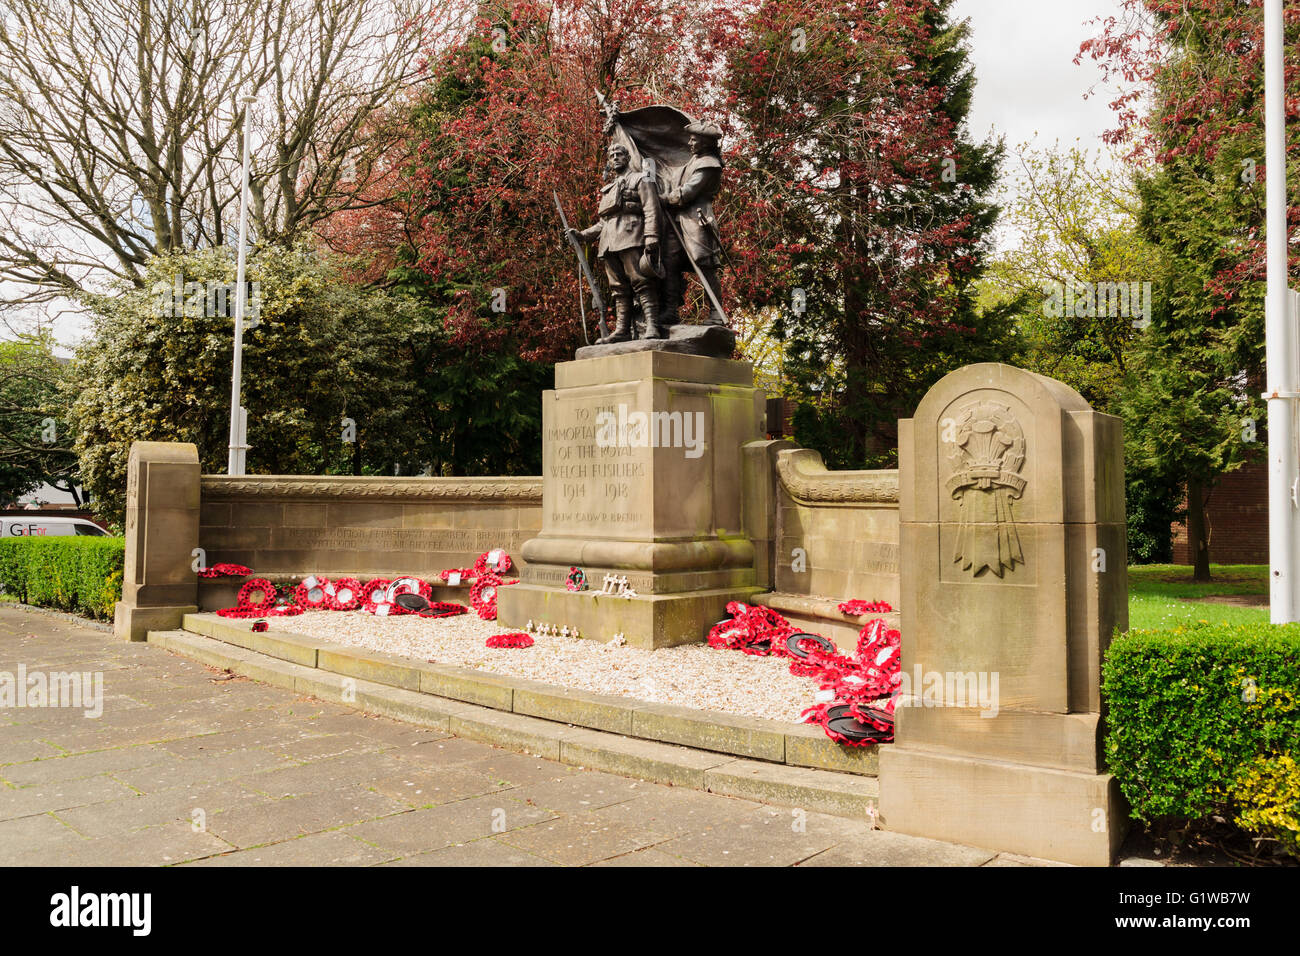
[[0, 604, 1038, 867]]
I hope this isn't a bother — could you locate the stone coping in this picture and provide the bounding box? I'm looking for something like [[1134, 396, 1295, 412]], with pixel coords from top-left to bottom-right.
[[775, 448, 899, 506], [200, 474, 542, 502], [146, 628, 879, 820], [755, 591, 901, 628], [179, 612, 880, 778]]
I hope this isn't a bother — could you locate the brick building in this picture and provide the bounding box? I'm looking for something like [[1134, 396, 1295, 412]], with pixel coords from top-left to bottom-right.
[[1171, 458, 1269, 565]]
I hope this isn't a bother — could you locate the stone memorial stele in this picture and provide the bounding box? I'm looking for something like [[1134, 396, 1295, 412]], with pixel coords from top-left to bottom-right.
[[879, 363, 1128, 866], [114, 441, 200, 641]]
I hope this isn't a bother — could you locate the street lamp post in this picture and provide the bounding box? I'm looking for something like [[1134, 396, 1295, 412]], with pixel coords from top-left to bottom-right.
[[1263, 0, 1296, 623], [227, 94, 256, 476]]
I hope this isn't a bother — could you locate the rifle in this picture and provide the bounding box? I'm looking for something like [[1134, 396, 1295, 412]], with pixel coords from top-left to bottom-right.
[[553, 191, 608, 341]]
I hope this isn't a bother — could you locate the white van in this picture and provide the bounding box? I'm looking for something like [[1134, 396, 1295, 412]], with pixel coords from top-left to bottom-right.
[[1, 516, 112, 537]]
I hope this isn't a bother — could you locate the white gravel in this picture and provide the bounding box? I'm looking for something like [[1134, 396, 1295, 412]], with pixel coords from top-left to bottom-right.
[[270, 610, 820, 723]]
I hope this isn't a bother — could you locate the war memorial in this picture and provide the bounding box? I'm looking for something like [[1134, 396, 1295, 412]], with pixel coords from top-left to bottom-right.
[[115, 99, 1129, 867]]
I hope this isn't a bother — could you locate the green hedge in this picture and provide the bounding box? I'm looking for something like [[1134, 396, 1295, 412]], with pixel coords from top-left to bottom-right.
[[1104, 623, 1300, 855], [0, 537, 124, 620]]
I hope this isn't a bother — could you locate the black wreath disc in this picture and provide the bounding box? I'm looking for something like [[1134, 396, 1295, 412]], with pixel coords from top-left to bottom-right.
[[827, 714, 892, 742], [394, 592, 431, 613], [785, 632, 835, 659]]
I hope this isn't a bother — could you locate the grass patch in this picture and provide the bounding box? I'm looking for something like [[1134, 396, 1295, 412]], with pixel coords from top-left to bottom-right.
[[1127, 563, 1269, 630]]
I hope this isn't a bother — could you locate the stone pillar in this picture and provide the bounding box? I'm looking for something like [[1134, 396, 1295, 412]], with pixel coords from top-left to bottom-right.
[[879, 363, 1128, 866], [113, 442, 201, 642], [497, 351, 765, 648]]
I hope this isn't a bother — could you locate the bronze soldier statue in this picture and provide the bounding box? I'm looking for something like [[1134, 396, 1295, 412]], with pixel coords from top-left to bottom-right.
[[568, 142, 662, 345], [658, 121, 726, 333]]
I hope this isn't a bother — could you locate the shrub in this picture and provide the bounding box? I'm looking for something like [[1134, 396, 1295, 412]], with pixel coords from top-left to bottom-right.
[[1104, 622, 1300, 857], [0, 537, 125, 620]]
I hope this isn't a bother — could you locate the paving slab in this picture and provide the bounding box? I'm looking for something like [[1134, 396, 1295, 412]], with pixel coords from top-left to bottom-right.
[[0, 605, 1055, 866], [186, 830, 396, 867]]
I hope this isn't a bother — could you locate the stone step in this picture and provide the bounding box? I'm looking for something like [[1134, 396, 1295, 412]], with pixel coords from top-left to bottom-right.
[[177, 611, 880, 778], [146, 628, 879, 821]]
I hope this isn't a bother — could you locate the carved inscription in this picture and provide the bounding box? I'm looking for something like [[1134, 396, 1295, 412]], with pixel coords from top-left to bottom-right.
[[547, 398, 647, 529]]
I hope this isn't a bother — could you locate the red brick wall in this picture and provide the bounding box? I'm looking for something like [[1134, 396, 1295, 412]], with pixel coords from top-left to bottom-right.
[[1172, 459, 1269, 565]]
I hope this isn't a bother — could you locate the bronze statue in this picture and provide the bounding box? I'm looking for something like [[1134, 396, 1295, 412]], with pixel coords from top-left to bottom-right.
[[660, 121, 725, 330], [563, 95, 731, 355], [568, 142, 662, 345]]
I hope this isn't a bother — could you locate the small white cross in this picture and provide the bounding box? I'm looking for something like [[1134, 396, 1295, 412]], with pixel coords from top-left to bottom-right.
[[560, 626, 570, 638], [526, 619, 534, 631], [622, 588, 637, 600]]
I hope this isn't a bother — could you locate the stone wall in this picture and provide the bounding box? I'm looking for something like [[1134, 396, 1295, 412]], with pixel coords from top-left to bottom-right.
[[197, 476, 542, 607], [747, 445, 902, 649]]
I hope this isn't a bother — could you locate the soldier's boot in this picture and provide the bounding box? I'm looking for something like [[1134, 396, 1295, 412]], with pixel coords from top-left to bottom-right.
[[699, 265, 726, 326], [640, 288, 666, 339], [598, 297, 634, 344], [658, 269, 683, 328]]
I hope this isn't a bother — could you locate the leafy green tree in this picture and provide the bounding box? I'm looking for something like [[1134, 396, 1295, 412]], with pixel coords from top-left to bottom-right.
[[0, 333, 79, 505], [719, 0, 1010, 468], [70, 242, 429, 520], [979, 142, 1178, 563], [1080, 0, 1300, 579]]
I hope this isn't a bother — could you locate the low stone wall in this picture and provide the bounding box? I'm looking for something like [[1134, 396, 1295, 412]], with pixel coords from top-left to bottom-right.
[[197, 476, 542, 608], [748, 446, 900, 649]]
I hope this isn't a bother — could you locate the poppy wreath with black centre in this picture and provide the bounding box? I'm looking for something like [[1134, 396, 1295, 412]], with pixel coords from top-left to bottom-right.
[[420, 601, 468, 618]]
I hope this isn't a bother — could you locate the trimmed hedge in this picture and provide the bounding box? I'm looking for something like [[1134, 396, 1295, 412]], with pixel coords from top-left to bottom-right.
[[0, 536, 124, 620], [1104, 623, 1300, 855]]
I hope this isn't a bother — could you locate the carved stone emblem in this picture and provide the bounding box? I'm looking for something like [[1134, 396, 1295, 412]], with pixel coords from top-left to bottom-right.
[[944, 401, 1026, 578]]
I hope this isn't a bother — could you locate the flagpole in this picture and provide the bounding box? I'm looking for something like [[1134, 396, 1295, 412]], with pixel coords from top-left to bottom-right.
[[1263, 0, 1296, 623], [227, 95, 256, 476]]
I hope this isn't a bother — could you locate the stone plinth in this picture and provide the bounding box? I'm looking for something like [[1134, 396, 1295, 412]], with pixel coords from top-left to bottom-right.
[[497, 351, 765, 648], [114, 442, 201, 641], [878, 363, 1128, 866]]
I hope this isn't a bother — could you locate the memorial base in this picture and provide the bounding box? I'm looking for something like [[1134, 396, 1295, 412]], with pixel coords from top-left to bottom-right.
[[879, 747, 1126, 866], [498, 583, 763, 649], [114, 602, 198, 643], [503, 349, 766, 650]]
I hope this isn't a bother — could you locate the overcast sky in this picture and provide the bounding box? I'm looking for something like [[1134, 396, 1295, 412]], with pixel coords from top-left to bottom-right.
[[955, 0, 1125, 151]]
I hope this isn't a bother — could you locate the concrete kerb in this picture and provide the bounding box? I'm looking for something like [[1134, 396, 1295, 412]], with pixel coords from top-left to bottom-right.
[[179, 613, 880, 777]]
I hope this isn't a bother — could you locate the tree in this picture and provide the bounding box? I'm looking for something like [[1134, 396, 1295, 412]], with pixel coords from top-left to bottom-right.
[[715, 0, 1008, 468], [0, 0, 467, 307], [316, 0, 727, 473], [979, 141, 1178, 562], [69, 242, 430, 520], [0, 333, 79, 505], [1081, 0, 1300, 579]]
